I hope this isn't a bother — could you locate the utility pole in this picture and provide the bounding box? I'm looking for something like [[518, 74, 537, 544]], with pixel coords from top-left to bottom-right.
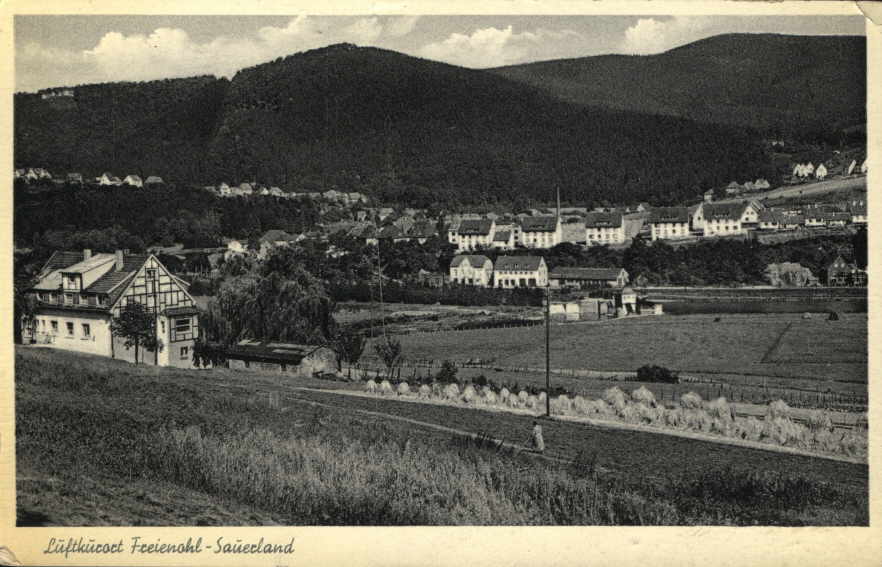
[[545, 283, 551, 417]]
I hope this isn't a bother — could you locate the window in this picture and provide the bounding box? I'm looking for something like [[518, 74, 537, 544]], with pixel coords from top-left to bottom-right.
[[146, 269, 157, 280], [64, 293, 73, 306], [180, 346, 189, 360], [66, 322, 74, 336], [172, 317, 192, 341], [160, 320, 166, 334], [51, 320, 58, 333], [82, 323, 91, 338]]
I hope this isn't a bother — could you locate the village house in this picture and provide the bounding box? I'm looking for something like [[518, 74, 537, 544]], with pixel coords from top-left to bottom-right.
[[123, 174, 143, 188], [492, 229, 515, 250], [238, 182, 254, 195], [703, 189, 715, 203], [804, 208, 827, 227], [649, 207, 691, 241], [98, 172, 121, 186], [449, 255, 493, 287], [519, 216, 561, 249], [449, 219, 496, 252], [585, 212, 625, 246], [408, 221, 438, 244], [493, 256, 548, 289], [758, 209, 784, 230], [66, 173, 83, 185], [269, 186, 285, 197], [218, 182, 232, 196], [549, 267, 629, 290], [827, 255, 867, 287], [257, 229, 297, 259], [780, 215, 804, 230], [816, 164, 828, 180], [825, 212, 850, 227], [701, 201, 761, 237], [850, 201, 867, 224], [23, 249, 199, 368], [225, 340, 336, 377]]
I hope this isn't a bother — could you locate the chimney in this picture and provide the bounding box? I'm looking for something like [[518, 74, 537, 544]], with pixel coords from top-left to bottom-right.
[[115, 250, 124, 271], [83, 249, 92, 260]]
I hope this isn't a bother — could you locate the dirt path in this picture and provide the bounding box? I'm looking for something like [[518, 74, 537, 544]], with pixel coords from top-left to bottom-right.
[[291, 387, 865, 465]]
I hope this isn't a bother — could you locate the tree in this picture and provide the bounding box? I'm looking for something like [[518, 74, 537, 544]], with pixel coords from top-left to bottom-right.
[[331, 328, 366, 377], [374, 336, 403, 379], [111, 302, 162, 364], [13, 286, 37, 344]]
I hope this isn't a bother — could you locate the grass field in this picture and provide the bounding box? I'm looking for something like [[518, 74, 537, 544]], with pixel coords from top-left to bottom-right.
[[16, 347, 867, 526], [369, 313, 867, 386]]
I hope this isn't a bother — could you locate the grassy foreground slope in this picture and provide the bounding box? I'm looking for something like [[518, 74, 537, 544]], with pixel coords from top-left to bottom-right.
[[16, 348, 867, 526]]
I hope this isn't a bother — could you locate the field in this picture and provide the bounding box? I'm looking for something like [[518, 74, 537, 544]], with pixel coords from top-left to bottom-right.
[[714, 175, 866, 204], [367, 313, 867, 387], [15, 347, 867, 526]]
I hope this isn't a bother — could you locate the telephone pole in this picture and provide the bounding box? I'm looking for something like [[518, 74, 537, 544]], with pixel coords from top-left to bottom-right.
[[545, 283, 551, 417]]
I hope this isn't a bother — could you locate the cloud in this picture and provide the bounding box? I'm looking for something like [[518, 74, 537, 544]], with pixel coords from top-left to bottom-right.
[[418, 25, 583, 68], [16, 16, 422, 92], [621, 16, 709, 55]]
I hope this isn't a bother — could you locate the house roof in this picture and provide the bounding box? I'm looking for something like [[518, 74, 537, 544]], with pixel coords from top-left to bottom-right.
[[495, 256, 545, 271], [409, 222, 437, 239], [451, 255, 491, 268], [650, 207, 691, 224], [124, 175, 142, 183], [703, 203, 749, 221], [585, 212, 623, 228], [145, 176, 164, 183], [378, 225, 402, 239], [758, 210, 784, 223], [550, 267, 625, 281], [31, 251, 151, 307], [260, 229, 295, 243], [225, 340, 330, 364], [457, 219, 493, 235], [520, 216, 558, 232], [493, 230, 512, 242]]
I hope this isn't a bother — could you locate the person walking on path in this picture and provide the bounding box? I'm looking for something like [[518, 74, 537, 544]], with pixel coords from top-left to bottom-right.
[[531, 420, 545, 453]]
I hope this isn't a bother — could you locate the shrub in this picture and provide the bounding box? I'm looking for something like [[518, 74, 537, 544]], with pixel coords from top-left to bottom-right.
[[804, 409, 833, 432], [483, 389, 498, 405], [436, 360, 458, 384], [737, 417, 764, 441], [518, 390, 529, 403], [525, 395, 538, 409], [705, 397, 734, 421], [636, 365, 679, 384], [766, 400, 792, 420], [443, 383, 460, 401], [551, 394, 572, 415], [396, 382, 410, 396], [602, 387, 628, 411], [679, 391, 703, 409], [379, 380, 393, 395], [631, 386, 657, 407], [418, 384, 432, 399], [499, 388, 511, 401], [462, 385, 477, 404], [365, 379, 378, 393]]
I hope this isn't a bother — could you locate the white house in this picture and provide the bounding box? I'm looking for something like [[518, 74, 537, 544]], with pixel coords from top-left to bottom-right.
[[449, 255, 493, 287], [218, 182, 232, 196], [758, 210, 784, 230], [650, 207, 692, 241], [585, 212, 625, 246], [491, 229, 515, 250], [702, 201, 762, 236], [850, 201, 867, 224], [23, 249, 199, 368], [123, 175, 143, 188], [448, 219, 496, 252], [519, 216, 561, 249], [494, 256, 548, 289], [98, 172, 121, 186]]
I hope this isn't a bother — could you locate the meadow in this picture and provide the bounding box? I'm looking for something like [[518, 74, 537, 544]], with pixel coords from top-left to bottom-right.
[[16, 348, 868, 526], [369, 313, 867, 385]]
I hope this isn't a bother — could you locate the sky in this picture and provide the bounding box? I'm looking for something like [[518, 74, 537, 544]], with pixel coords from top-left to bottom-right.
[[15, 15, 865, 92]]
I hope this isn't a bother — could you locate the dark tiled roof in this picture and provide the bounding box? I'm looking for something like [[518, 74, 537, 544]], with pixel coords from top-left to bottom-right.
[[164, 305, 200, 316], [650, 207, 691, 224], [87, 271, 133, 293], [703, 203, 749, 221], [493, 230, 512, 242], [585, 212, 623, 228], [457, 219, 493, 235], [550, 267, 625, 281], [450, 255, 491, 268], [520, 216, 558, 232], [495, 256, 545, 271], [42, 251, 87, 272], [225, 341, 328, 364], [378, 225, 402, 239]]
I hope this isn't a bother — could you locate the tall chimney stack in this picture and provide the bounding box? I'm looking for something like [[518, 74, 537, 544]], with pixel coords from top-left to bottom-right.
[[83, 249, 92, 260], [115, 250, 124, 271]]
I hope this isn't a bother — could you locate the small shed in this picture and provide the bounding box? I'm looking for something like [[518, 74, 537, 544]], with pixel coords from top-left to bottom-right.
[[225, 340, 337, 378]]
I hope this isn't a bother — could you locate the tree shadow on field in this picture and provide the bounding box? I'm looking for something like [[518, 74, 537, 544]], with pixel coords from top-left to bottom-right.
[[17, 507, 52, 526]]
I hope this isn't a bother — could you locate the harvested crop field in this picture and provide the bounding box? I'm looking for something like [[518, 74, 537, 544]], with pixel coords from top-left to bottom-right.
[[371, 313, 867, 384]]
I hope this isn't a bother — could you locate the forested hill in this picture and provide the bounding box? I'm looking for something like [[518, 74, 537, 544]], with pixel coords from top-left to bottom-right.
[[16, 42, 778, 207], [491, 34, 866, 140]]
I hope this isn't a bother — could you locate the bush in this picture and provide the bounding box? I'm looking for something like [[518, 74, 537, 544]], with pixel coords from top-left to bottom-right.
[[766, 400, 792, 420], [636, 365, 679, 384], [602, 387, 628, 411], [631, 386, 657, 407], [705, 397, 734, 421], [679, 391, 703, 409], [436, 360, 458, 384]]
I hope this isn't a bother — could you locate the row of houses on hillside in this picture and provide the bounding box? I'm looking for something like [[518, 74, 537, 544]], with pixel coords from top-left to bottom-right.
[[15, 168, 164, 187], [210, 183, 368, 204], [647, 201, 764, 241], [448, 216, 563, 252], [450, 255, 629, 290]]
